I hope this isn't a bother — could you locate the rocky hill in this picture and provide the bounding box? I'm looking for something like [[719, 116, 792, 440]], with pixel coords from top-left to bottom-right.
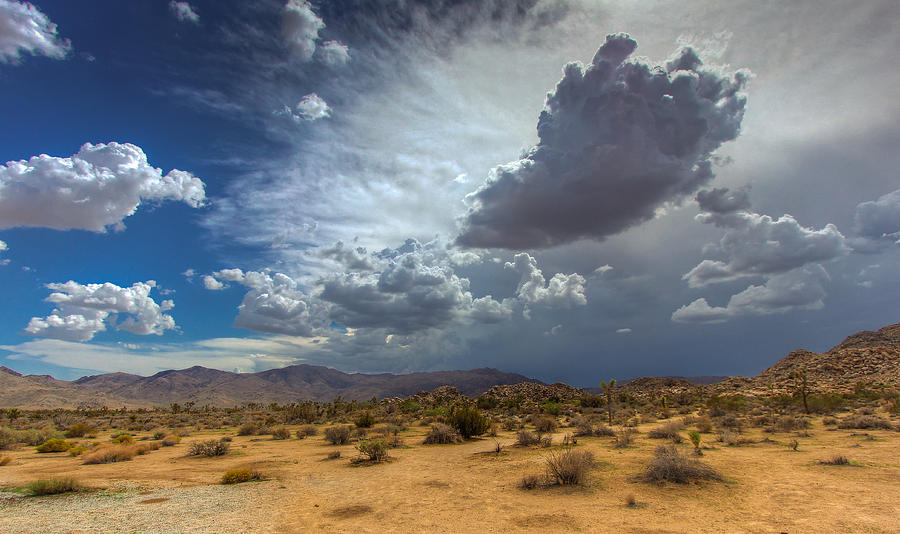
[[747, 323, 900, 395]]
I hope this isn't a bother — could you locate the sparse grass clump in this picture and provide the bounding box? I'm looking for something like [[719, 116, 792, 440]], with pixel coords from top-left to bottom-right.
[[775, 416, 810, 432], [327, 450, 341, 460], [27, 478, 81, 496], [0, 455, 11, 465], [594, 424, 616, 437], [298, 425, 318, 437], [544, 448, 594, 486], [238, 422, 264, 436], [188, 439, 230, 457], [221, 468, 263, 484], [519, 474, 542, 490], [161, 435, 180, 446], [68, 446, 88, 457], [81, 443, 152, 464], [324, 425, 352, 445], [820, 455, 851, 466], [423, 423, 461, 445], [111, 433, 134, 444], [636, 445, 722, 484], [35, 438, 74, 453]]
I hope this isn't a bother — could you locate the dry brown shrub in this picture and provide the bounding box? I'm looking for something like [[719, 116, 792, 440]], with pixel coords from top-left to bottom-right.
[[423, 423, 461, 444], [516, 429, 541, 446], [82, 444, 139, 464], [636, 445, 722, 484], [544, 448, 594, 485]]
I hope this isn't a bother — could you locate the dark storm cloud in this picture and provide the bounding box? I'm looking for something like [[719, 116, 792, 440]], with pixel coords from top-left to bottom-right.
[[695, 187, 751, 214], [456, 33, 751, 249], [853, 187, 900, 245]]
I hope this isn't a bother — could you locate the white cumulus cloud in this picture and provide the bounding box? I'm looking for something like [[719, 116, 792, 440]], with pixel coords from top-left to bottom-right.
[[505, 253, 587, 308], [0, 0, 70, 64], [0, 142, 206, 232], [25, 280, 177, 341], [276, 93, 331, 122]]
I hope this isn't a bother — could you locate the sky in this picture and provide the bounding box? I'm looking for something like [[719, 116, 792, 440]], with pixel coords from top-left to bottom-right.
[[0, 0, 898, 385]]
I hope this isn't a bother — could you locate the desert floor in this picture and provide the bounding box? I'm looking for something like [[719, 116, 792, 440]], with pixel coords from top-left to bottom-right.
[[1, 418, 898, 533]]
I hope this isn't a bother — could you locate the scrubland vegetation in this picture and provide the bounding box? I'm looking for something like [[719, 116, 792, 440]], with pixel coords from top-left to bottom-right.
[[0, 381, 899, 532]]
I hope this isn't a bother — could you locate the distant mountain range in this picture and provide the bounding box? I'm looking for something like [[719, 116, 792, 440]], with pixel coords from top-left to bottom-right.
[[0, 364, 540, 408], [2, 322, 897, 408]]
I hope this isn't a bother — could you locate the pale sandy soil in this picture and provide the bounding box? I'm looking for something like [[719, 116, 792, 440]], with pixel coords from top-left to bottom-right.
[[1, 418, 898, 533]]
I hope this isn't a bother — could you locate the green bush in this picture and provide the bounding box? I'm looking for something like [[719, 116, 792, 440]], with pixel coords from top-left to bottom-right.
[[355, 439, 389, 463], [35, 438, 74, 453], [447, 406, 489, 439], [27, 478, 81, 496], [399, 399, 421, 413], [354, 411, 375, 428], [221, 468, 262, 484], [542, 402, 562, 416], [64, 422, 96, 438]]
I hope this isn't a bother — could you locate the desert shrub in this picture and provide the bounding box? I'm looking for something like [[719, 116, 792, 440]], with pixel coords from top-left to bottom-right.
[[152, 430, 167, 440], [694, 417, 713, 433], [112, 433, 134, 444], [237, 422, 263, 436], [423, 423, 461, 444], [355, 439, 389, 463], [476, 396, 499, 410], [788, 439, 799, 451], [636, 445, 722, 484], [0, 455, 10, 465], [271, 427, 291, 440], [399, 399, 421, 413], [299, 424, 318, 437], [327, 450, 341, 460], [0, 427, 18, 449], [820, 455, 850, 465], [82, 444, 138, 464], [161, 435, 180, 446], [594, 424, 616, 437], [324, 425, 352, 445], [775, 416, 810, 432], [579, 394, 603, 408], [502, 418, 521, 431], [27, 478, 81, 496], [533, 416, 558, 434], [571, 417, 594, 437], [688, 430, 702, 453], [648, 422, 684, 442], [542, 402, 562, 416], [354, 411, 375, 428], [837, 415, 893, 430], [448, 406, 490, 439], [64, 422, 96, 438], [545, 448, 594, 486], [19, 427, 59, 446], [516, 429, 541, 446], [36, 438, 74, 453], [519, 474, 542, 490], [68, 446, 87, 457], [614, 428, 636, 448], [221, 468, 262, 484], [823, 417, 838, 426], [188, 439, 230, 457], [888, 398, 900, 415], [352, 427, 368, 440]]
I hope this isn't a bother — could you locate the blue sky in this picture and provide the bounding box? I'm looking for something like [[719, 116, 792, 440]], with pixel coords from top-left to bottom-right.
[[1, 0, 898, 384]]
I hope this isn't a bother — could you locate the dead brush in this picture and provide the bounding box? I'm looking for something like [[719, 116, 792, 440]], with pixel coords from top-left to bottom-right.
[[544, 448, 594, 486], [188, 439, 230, 457], [614, 427, 636, 448], [636, 445, 722, 484], [423, 423, 461, 445], [648, 421, 684, 443], [81, 443, 147, 464]]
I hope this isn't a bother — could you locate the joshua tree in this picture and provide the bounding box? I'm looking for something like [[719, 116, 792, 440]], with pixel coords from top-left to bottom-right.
[[600, 379, 616, 425], [793, 370, 810, 414], [689, 430, 703, 456]]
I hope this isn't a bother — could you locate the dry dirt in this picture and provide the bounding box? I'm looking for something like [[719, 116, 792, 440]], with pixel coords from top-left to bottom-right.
[[1, 418, 898, 533]]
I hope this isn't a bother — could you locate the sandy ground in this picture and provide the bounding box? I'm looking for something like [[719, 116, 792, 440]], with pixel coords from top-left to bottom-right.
[[1, 418, 898, 533]]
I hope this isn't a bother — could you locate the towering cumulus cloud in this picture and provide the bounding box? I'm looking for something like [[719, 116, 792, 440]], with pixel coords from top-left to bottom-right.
[[457, 33, 750, 249], [0, 142, 206, 232], [25, 281, 176, 341], [0, 0, 71, 64]]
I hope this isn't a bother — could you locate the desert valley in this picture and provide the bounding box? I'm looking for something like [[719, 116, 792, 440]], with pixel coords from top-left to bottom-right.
[[1, 322, 899, 533]]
